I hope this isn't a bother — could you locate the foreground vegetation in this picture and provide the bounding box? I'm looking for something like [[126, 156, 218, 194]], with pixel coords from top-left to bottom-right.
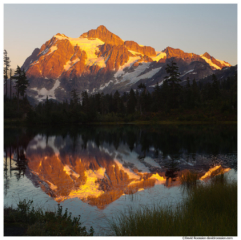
[[110, 174, 237, 236], [4, 174, 236, 236], [4, 200, 94, 236]]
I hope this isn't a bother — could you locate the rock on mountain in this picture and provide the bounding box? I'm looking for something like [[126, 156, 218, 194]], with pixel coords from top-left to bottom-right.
[[22, 25, 232, 103]]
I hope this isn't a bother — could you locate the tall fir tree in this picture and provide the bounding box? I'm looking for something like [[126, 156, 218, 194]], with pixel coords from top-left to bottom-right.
[[211, 74, 220, 100], [4, 50, 11, 98], [70, 89, 80, 106], [164, 60, 182, 109], [9, 69, 12, 99], [127, 88, 137, 114], [12, 66, 29, 112]]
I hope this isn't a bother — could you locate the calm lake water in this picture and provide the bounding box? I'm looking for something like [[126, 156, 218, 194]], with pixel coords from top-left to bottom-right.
[[4, 124, 237, 235]]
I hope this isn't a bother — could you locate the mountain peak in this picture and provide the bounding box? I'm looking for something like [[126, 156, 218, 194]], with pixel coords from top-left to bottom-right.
[[202, 52, 211, 59], [96, 25, 108, 31], [80, 25, 124, 45], [54, 33, 68, 39]]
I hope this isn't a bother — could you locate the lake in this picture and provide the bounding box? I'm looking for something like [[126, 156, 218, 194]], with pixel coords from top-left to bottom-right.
[[4, 124, 237, 235]]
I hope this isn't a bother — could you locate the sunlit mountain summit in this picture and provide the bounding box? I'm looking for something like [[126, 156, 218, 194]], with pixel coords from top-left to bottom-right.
[[21, 25, 232, 103]]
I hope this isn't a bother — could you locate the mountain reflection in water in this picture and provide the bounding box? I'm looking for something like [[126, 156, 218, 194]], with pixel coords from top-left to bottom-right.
[[4, 125, 236, 209]]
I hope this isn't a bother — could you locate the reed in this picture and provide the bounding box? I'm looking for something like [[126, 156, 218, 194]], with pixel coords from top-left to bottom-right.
[[109, 174, 237, 236]]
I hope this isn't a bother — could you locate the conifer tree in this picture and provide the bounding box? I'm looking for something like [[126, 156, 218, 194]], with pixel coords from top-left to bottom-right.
[[12, 66, 29, 112], [81, 91, 89, 113], [9, 69, 12, 99], [152, 82, 161, 112], [164, 60, 182, 109], [4, 50, 11, 98], [184, 77, 192, 109], [211, 74, 220, 100], [191, 78, 200, 108], [137, 83, 147, 114], [127, 88, 137, 114], [113, 90, 121, 113], [18, 68, 29, 97], [70, 89, 80, 106]]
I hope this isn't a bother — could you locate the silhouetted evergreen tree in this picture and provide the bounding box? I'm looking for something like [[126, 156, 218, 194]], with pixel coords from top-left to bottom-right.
[[159, 79, 170, 111], [70, 89, 80, 106], [211, 74, 220, 100], [183, 77, 192, 109], [127, 88, 137, 114], [164, 60, 182, 109], [113, 90, 121, 113], [151, 83, 161, 112], [191, 78, 200, 108], [4, 50, 11, 98]]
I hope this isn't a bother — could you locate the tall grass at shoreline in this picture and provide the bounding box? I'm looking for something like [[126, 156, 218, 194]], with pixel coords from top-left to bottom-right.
[[109, 174, 237, 236]]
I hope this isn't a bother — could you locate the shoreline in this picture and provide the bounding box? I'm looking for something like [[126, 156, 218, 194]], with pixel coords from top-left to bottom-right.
[[4, 119, 237, 127]]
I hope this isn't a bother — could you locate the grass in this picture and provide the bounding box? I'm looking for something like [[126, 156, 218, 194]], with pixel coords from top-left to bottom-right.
[[180, 170, 199, 191], [109, 174, 237, 236], [4, 200, 94, 236]]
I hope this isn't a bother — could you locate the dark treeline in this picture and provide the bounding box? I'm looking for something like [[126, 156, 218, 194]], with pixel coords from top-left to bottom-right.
[[4, 58, 237, 123], [26, 62, 237, 124], [4, 96, 31, 119]]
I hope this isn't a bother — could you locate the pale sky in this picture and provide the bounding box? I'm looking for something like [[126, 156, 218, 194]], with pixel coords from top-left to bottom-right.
[[4, 4, 237, 70]]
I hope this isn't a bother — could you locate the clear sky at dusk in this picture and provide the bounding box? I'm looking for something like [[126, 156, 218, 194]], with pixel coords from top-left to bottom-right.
[[4, 4, 237, 69]]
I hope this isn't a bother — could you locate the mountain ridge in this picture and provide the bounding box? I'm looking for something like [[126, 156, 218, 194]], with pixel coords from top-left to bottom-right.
[[21, 25, 232, 103]]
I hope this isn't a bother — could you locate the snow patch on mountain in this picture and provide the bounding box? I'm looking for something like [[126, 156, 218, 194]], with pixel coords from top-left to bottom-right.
[[114, 57, 141, 78], [88, 56, 106, 68], [39, 45, 58, 56], [180, 69, 194, 77], [150, 79, 166, 87], [64, 58, 80, 71], [128, 50, 143, 56], [216, 59, 231, 67], [99, 80, 114, 91], [151, 51, 166, 62], [130, 66, 162, 84], [54, 35, 106, 68], [47, 45, 58, 55], [116, 62, 162, 86], [200, 55, 221, 70], [32, 79, 60, 101], [114, 62, 151, 85]]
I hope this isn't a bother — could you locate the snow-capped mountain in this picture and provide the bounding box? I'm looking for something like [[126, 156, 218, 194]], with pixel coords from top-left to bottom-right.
[[22, 25, 232, 102]]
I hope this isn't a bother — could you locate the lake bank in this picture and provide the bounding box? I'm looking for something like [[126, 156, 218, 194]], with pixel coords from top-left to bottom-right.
[[4, 174, 237, 236], [4, 118, 237, 127]]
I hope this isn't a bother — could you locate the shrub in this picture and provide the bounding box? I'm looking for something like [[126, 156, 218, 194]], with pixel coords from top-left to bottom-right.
[[4, 200, 94, 236]]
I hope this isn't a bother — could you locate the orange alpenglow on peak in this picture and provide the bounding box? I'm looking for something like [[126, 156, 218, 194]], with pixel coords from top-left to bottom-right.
[[80, 25, 124, 46], [163, 47, 203, 63], [200, 52, 232, 69], [202, 52, 211, 59]]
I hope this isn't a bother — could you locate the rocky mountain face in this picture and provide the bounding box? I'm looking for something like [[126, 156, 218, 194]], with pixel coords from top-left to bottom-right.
[[22, 25, 232, 103]]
